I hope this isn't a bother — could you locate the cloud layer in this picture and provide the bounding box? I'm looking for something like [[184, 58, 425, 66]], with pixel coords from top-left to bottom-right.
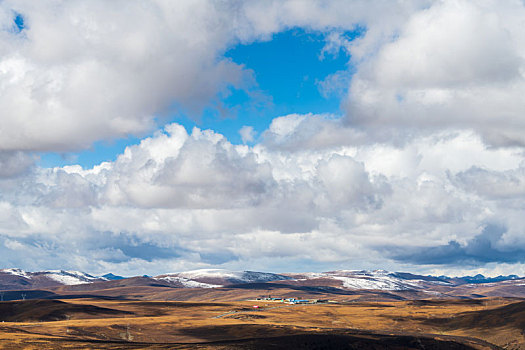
[[1, 0, 429, 151], [1, 0, 525, 276], [345, 0, 525, 147], [0, 117, 524, 276], [0, 0, 251, 151]]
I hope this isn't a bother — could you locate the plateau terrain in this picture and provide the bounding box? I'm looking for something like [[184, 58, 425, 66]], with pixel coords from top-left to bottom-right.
[[0, 268, 523, 349]]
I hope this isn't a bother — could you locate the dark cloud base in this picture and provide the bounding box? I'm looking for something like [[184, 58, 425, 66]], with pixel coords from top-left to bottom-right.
[[389, 224, 525, 265]]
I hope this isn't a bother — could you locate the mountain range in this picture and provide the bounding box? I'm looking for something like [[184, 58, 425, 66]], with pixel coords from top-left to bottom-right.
[[0, 268, 523, 299]]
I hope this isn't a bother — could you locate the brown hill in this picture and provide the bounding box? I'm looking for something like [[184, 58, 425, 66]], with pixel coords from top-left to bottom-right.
[[0, 299, 132, 322], [52, 276, 174, 292], [425, 300, 525, 331]]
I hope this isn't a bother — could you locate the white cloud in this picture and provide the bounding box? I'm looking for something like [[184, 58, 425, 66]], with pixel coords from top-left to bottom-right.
[[453, 166, 525, 199], [0, 0, 429, 152], [317, 69, 351, 98], [0, 115, 523, 276], [0, 151, 34, 178], [100, 125, 275, 209], [239, 125, 255, 143], [0, 0, 251, 151], [344, 0, 525, 147], [2, 0, 525, 277], [262, 113, 366, 151], [372, 1, 520, 88]]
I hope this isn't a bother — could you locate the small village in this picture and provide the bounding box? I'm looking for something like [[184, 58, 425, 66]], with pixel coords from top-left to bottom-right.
[[254, 296, 330, 304]]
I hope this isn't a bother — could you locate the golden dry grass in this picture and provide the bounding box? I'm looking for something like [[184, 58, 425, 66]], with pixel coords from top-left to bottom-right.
[[0, 297, 522, 349]]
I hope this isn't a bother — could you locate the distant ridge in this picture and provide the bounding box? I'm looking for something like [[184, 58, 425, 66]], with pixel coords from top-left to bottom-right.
[[0, 269, 107, 290], [441, 273, 522, 284], [0, 268, 523, 298], [101, 273, 125, 280]]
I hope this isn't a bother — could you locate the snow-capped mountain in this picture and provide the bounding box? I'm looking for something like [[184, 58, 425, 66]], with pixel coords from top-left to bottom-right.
[[152, 269, 457, 291], [154, 269, 291, 288], [441, 274, 522, 284], [2, 268, 30, 279], [38, 270, 101, 285], [0, 268, 108, 290], [283, 270, 452, 291], [0, 268, 523, 296], [101, 273, 125, 280]]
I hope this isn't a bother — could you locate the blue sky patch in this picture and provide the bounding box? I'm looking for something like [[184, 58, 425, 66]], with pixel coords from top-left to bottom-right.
[[37, 28, 360, 168], [12, 12, 25, 33]]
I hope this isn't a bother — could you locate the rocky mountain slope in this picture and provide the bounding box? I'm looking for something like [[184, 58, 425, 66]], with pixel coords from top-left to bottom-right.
[[0, 268, 523, 299]]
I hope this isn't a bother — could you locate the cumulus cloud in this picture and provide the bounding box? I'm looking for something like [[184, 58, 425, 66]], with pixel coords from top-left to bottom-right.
[[344, 0, 525, 147], [0, 118, 388, 273], [317, 69, 352, 98], [2, 0, 525, 277], [0, 0, 428, 152], [0, 0, 251, 151], [0, 115, 523, 276], [389, 224, 525, 265], [9, 0, 523, 151], [99, 125, 276, 209], [262, 113, 366, 151], [239, 126, 255, 143], [453, 166, 525, 199], [0, 151, 34, 178]]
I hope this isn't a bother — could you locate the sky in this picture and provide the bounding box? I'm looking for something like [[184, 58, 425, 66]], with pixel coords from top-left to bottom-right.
[[1, 0, 525, 277]]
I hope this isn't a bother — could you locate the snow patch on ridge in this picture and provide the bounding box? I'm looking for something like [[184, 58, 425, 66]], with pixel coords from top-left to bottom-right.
[[330, 275, 419, 290], [176, 269, 245, 280], [288, 270, 428, 291], [166, 269, 289, 283], [41, 270, 98, 285], [156, 276, 222, 288], [1, 268, 30, 278]]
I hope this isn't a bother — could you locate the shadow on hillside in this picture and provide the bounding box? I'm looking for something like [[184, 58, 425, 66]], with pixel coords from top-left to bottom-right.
[[422, 300, 525, 330], [178, 324, 479, 350], [0, 299, 133, 322]]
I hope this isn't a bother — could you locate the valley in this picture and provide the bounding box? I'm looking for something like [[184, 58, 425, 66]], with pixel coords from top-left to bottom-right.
[[0, 268, 523, 349], [0, 296, 522, 349]]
